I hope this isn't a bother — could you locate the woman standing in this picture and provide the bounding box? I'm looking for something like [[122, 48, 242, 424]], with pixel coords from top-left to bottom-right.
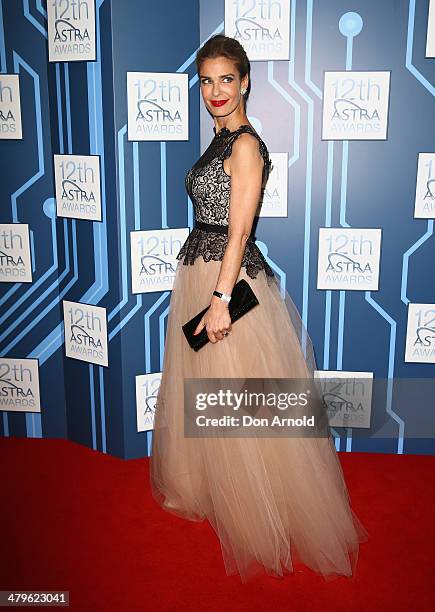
[[150, 34, 368, 582]]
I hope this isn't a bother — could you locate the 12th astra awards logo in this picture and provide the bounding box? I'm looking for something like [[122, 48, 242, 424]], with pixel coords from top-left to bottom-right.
[[314, 371, 373, 430], [130, 228, 189, 293], [127, 72, 189, 141], [317, 228, 382, 291], [0, 224, 32, 283], [405, 304, 435, 364], [0, 75, 23, 140], [225, 0, 290, 60], [414, 153, 435, 219], [63, 301, 108, 367], [54, 154, 102, 221], [322, 71, 391, 141], [47, 0, 96, 62], [0, 358, 41, 414], [259, 153, 288, 218], [136, 373, 162, 432]]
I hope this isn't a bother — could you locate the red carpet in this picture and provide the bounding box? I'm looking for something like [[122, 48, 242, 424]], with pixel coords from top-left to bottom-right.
[[1, 437, 434, 611]]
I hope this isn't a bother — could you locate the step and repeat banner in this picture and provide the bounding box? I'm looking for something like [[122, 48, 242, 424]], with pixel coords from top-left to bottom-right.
[[1, 0, 434, 456]]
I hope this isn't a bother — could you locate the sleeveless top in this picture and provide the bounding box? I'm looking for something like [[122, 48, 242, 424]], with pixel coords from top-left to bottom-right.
[[176, 124, 275, 280]]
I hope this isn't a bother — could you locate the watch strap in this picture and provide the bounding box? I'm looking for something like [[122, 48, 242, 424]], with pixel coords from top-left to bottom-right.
[[213, 290, 232, 303]]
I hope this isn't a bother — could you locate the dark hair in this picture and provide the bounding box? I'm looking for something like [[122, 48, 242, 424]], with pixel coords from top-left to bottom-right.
[[195, 34, 251, 101]]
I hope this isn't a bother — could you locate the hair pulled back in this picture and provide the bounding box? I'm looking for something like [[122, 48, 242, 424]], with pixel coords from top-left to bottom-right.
[[195, 34, 251, 101]]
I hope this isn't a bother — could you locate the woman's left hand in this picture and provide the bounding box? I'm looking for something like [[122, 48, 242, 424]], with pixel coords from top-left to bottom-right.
[[193, 297, 232, 343]]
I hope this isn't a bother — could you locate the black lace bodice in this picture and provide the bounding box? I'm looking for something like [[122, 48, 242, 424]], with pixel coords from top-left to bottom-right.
[[176, 124, 275, 280]]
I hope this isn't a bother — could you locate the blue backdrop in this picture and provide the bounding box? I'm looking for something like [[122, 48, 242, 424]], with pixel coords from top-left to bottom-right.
[[1, 0, 434, 457]]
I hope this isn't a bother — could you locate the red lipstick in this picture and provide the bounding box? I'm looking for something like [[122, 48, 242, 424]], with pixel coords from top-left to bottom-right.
[[211, 99, 229, 107]]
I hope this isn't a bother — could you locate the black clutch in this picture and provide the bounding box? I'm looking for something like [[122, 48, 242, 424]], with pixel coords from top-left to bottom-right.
[[182, 278, 259, 351]]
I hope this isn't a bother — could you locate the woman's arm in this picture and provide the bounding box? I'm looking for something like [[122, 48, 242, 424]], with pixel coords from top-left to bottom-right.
[[193, 133, 265, 344]]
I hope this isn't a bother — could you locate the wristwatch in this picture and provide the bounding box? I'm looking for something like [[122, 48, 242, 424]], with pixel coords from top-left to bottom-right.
[[213, 290, 232, 304]]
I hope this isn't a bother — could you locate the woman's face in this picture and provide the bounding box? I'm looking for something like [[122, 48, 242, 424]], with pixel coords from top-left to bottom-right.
[[199, 56, 248, 119]]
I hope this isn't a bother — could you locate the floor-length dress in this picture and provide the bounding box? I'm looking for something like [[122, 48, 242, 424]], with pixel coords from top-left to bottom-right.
[[149, 124, 368, 582]]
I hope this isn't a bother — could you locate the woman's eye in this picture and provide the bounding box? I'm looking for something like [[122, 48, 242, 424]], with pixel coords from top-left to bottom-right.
[[200, 77, 233, 84]]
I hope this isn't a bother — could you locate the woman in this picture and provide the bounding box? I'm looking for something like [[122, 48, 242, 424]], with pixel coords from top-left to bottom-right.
[[149, 34, 368, 582]]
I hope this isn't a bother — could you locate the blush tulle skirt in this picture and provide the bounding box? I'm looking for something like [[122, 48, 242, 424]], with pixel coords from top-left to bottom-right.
[[149, 257, 368, 582]]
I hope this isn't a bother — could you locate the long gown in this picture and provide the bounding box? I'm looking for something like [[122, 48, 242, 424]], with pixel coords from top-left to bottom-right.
[[149, 123, 368, 582]]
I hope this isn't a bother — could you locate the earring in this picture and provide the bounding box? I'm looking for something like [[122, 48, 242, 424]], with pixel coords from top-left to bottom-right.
[[240, 88, 246, 95]]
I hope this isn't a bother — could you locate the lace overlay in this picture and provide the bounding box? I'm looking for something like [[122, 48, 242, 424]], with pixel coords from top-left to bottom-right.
[[176, 124, 275, 280], [178, 229, 274, 280]]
